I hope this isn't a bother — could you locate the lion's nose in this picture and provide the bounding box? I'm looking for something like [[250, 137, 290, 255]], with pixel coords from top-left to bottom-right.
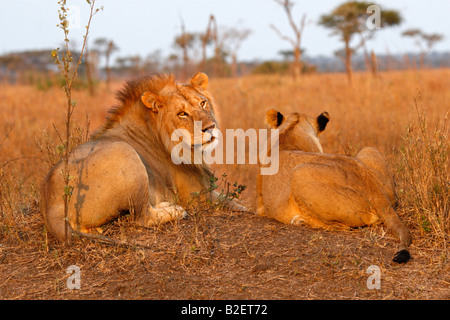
[[202, 123, 216, 132]]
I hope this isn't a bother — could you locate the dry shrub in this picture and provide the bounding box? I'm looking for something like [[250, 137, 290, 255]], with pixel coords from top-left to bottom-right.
[[177, 173, 246, 258], [396, 99, 449, 247], [35, 117, 91, 169], [0, 129, 39, 242]]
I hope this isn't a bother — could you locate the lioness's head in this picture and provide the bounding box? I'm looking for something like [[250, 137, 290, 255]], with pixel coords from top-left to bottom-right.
[[265, 109, 329, 153], [138, 73, 219, 162]]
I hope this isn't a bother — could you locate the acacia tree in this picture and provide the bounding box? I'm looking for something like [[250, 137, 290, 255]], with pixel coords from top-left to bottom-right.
[[319, 1, 401, 84], [270, 0, 307, 81], [402, 29, 443, 68]]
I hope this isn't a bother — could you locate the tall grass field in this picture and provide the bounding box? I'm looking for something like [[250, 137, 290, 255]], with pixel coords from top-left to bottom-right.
[[0, 69, 448, 299]]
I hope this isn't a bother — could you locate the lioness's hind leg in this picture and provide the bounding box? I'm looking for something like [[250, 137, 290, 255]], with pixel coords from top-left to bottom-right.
[[357, 147, 395, 194], [137, 202, 188, 226]]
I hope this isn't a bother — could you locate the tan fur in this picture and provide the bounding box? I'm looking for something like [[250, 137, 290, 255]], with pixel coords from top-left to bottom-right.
[[257, 109, 412, 262], [41, 73, 242, 243]]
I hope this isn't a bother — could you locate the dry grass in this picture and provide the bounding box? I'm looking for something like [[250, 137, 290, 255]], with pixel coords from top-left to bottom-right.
[[0, 69, 449, 299], [396, 101, 449, 247]]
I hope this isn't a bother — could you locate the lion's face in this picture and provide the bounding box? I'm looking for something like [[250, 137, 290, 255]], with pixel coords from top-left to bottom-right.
[[265, 109, 329, 153], [141, 73, 219, 160]]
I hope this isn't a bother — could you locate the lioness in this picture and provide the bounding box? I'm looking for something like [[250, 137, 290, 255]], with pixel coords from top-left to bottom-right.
[[256, 109, 412, 263], [41, 72, 243, 243]]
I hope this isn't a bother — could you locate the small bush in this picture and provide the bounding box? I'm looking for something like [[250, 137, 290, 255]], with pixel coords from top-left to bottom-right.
[[252, 61, 289, 75]]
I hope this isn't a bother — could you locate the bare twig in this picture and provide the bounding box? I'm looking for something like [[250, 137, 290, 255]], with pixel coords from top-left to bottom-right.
[[270, 24, 296, 48]]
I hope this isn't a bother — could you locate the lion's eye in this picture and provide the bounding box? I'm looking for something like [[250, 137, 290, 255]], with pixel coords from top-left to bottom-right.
[[177, 111, 189, 118], [200, 100, 207, 109]]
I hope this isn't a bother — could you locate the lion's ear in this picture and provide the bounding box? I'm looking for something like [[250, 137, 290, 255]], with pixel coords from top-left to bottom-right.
[[317, 112, 330, 133], [141, 91, 163, 112], [266, 109, 285, 129], [190, 72, 209, 90]]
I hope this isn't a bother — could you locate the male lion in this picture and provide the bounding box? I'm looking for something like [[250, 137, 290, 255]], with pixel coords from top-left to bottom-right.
[[41, 72, 243, 243], [256, 109, 412, 263]]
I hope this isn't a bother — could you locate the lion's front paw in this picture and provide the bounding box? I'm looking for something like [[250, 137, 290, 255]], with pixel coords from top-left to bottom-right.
[[143, 202, 188, 225], [156, 203, 187, 219], [173, 205, 188, 219], [227, 200, 248, 212], [290, 215, 304, 225]]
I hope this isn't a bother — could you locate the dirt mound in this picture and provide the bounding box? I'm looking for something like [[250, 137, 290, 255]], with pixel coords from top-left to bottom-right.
[[0, 207, 448, 300]]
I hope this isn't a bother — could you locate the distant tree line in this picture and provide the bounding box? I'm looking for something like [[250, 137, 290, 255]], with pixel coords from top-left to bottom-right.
[[0, 0, 446, 87]]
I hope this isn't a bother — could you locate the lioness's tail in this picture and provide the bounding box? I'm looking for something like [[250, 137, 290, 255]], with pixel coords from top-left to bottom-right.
[[382, 207, 412, 263]]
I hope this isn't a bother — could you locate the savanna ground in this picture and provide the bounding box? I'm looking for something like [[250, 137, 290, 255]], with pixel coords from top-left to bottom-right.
[[0, 69, 448, 300]]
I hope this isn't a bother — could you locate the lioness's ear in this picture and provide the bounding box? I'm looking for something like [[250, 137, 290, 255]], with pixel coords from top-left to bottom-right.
[[190, 72, 209, 90], [266, 109, 285, 129], [317, 112, 330, 132], [141, 91, 163, 112]]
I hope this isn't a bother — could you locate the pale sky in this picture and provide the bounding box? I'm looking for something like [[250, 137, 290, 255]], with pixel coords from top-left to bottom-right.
[[1, 0, 449, 62]]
